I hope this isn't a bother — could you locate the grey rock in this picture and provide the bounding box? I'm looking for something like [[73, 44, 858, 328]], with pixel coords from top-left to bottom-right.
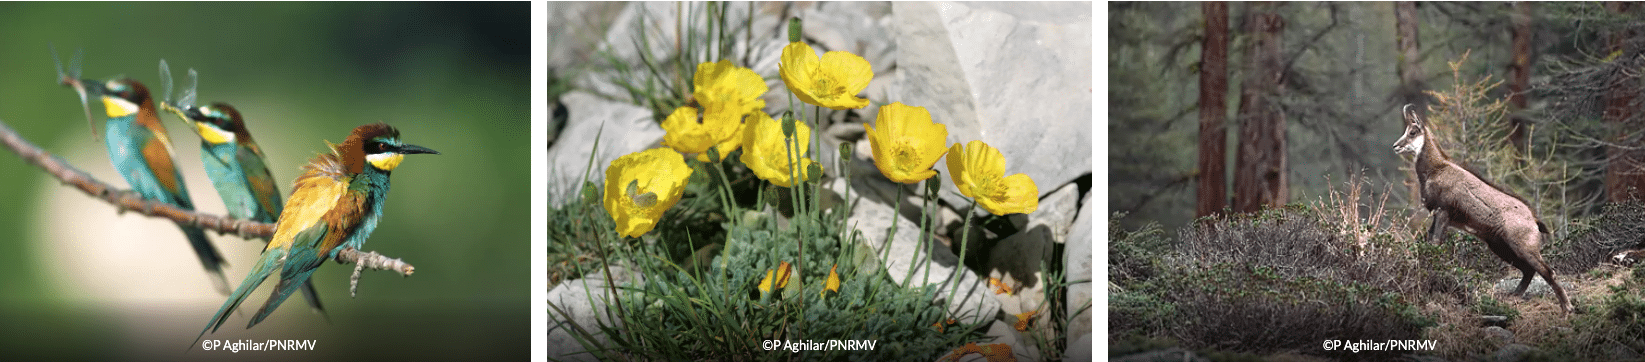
[[1492, 276, 1558, 297], [547, 91, 666, 206], [1021, 182, 1082, 242], [1066, 190, 1094, 344], [891, 1, 1093, 209], [546, 266, 645, 361], [547, 3, 628, 72], [1480, 315, 1510, 327], [1483, 326, 1514, 343], [987, 226, 1051, 317], [798, 2, 896, 71], [1488, 343, 1535, 362], [1063, 333, 1091, 362]]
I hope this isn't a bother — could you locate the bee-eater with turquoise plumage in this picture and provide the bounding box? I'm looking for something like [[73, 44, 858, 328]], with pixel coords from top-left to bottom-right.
[[195, 122, 437, 341], [157, 67, 327, 316], [63, 76, 230, 294]]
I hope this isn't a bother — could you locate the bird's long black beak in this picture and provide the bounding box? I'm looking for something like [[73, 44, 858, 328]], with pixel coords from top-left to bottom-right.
[[397, 144, 439, 155]]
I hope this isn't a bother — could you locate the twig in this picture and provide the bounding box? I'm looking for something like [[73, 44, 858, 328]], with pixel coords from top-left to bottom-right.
[[0, 117, 417, 289], [337, 247, 415, 297]]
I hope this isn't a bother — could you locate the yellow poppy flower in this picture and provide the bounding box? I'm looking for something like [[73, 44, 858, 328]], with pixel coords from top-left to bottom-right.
[[780, 42, 873, 110], [603, 148, 694, 237], [694, 59, 766, 125], [660, 106, 743, 162], [661, 106, 714, 153], [947, 140, 1038, 215], [740, 112, 818, 187], [864, 103, 948, 184]]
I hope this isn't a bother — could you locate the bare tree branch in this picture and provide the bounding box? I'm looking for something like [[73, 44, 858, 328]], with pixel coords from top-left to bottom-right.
[[338, 247, 415, 297], [0, 117, 416, 283]]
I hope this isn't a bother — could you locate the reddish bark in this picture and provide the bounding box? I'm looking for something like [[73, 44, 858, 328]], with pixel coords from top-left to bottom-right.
[[1233, 2, 1287, 213], [1197, 1, 1229, 218]]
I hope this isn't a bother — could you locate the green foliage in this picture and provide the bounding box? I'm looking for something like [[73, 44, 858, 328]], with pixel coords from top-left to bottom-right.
[[1471, 295, 1520, 323], [1109, 212, 1171, 284], [1109, 207, 1452, 359], [564, 196, 984, 361], [1555, 200, 1645, 273], [1109, 334, 1179, 357], [1534, 280, 1645, 361]]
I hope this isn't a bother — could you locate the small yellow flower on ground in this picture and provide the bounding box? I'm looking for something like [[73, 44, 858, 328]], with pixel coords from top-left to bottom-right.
[[1013, 309, 1038, 331], [822, 264, 841, 297], [758, 261, 795, 295], [948, 140, 1038, 215], [741, 112, 817, 187], [780, 41, 873, 110], [989, 277, 1015, 296], [864, 102, 948, 184], [603, 148, 694, 237]]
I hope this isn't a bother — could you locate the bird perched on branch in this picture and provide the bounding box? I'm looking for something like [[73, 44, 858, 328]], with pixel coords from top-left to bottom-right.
[[157, 64, 327, 317], [196, 122, 436, 341], [61, 76, 230, 294]]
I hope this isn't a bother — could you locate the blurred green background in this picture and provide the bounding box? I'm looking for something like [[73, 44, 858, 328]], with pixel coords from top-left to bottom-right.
[[0, 2, 528, 360]]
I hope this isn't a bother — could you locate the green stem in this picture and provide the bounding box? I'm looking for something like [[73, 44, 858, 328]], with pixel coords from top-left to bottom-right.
[[882, 187, 901, 278], [920, 184, 933, 286], [948, 200, 977, 310], [901, 185, 925, 286]]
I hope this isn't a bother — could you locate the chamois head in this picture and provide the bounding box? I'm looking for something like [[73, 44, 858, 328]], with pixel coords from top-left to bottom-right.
[[1393, 104, 1426, 156]]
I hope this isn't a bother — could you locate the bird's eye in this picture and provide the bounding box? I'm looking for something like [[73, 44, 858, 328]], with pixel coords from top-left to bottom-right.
[[367, 140, 390, 154]]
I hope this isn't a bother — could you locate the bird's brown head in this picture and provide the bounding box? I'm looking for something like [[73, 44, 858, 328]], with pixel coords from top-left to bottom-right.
[[338, 122, 439, 174]]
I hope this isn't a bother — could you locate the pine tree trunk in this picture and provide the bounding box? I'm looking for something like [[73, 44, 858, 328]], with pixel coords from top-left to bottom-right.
[[1508, 2, 1533, 155], [1394, 1, 1426, 223], [1233, 2, 1287, 213], [1197, 1, 1229, 219], [1395, 1, 1426, 109]]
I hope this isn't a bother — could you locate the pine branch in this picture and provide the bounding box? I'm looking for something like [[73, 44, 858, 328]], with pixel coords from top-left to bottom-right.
[[0, 118, 416, 282]]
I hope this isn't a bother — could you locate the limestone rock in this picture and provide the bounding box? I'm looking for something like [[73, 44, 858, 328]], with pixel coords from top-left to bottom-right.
[[546, 91, 665, 206], [546, 266, 644, 361], [891, 1, 1093, 208]]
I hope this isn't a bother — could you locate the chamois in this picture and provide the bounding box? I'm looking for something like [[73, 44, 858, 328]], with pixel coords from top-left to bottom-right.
[[1393, 104, 1573, 313]]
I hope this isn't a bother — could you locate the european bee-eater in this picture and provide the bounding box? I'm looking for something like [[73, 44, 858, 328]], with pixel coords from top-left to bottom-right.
[[160, 99, 329, 318], [196, 122, 437, 340], [63, 77, 230, 294]]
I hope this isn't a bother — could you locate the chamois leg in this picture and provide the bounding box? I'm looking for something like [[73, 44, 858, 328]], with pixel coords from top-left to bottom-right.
[[1426, 209, 1449, 244], [1512, 268, 1535, 296], [1528, 255, 1575, 313]]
